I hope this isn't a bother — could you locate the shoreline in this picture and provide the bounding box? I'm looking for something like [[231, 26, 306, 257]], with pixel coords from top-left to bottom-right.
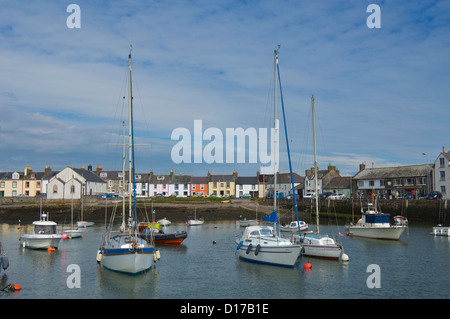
[[0, 196, 444, 225]]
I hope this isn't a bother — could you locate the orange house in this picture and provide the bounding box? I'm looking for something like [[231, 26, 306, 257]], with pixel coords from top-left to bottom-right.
[[190, 176, 208, 196]]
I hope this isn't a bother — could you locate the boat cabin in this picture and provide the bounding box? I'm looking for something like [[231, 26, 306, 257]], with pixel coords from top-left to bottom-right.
[[33, 221, 57, 235], [360, 212, 391, 227], [242, 226, 274, 239]]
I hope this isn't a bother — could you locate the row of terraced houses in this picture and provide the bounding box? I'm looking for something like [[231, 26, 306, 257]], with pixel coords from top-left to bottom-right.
[[1, 147, 449, 200]]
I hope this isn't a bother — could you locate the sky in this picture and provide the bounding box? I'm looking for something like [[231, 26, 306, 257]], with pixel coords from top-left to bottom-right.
[[0, 0, 449, 178]]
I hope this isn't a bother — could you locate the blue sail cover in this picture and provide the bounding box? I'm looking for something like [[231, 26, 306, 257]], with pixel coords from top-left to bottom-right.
[[262, 211, 278, 223]]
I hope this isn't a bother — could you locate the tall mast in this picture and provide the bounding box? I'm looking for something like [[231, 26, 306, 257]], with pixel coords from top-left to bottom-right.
[[273, 48, 278, 217], [121, 120, 126, 230], [312, 95, 320, 234], [128, 46, 133, 225]]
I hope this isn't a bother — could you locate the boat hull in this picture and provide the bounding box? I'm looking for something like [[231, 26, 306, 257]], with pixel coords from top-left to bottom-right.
[[140, 231, 188, 245], [101, 247, 154, 274], [20, 235, 62, 249], [188, 220, 204, 226], [432, 226, 450, 237], [239, 219, 258, 227], [65, 229, 82, 238], [236, 242, 301, 267], [347, 226, 407, 240], [77, 221, 94, 227]]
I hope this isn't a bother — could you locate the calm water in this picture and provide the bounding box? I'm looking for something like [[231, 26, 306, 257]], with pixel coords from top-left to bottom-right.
[[0, 220, 449, 300]]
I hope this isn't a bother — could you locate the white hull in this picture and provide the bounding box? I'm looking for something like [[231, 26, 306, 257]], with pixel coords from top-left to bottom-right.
[[188, 220, 204, 226], [298, 234, 342, 259], [20, 235, 62, 249], [65, 229, 82, 238], [347, 225, 407, 240], [239, 219, 258, 227], [432, 226, 450, 237], [101, 250, 154, 274], [280, 221, 308, 233], [77, 221, 94, 227], [236, 241, 300, 267], [157, 219, 171, 226]]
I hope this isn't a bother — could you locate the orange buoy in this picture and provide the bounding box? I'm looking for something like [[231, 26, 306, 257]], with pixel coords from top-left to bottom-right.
[[304, 262, 312, 270], [13, 284, 21, 290]]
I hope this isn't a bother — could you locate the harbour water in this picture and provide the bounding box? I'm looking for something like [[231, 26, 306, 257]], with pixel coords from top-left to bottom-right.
[[0, 220, 449, 301]]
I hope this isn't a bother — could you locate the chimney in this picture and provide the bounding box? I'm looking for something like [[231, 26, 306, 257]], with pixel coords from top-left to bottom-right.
[[44, 166, 51, 175], [443, 146, 446, 153], [96, 165, 102, 174], [88, 164, 92, 171], [359, 163, 366, 171], [233, 169, 238, 179], [170, 169, 174, 177], [24, 167, 32, 176], [305, 168, 311, 176]]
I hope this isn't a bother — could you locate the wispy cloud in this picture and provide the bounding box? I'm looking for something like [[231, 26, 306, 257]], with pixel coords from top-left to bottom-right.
[[0, 1, 449, 176]]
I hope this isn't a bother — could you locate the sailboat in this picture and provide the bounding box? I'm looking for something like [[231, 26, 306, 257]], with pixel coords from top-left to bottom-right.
[[188, 208, 204, 226], [297, 96, 348, 261], [77, 192, 94, 228], [64, 178, 82, 238], [236, 48, 301, 267], [98, 46, 157, 274]]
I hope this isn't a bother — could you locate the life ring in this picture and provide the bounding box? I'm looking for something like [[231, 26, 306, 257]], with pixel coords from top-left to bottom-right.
[[246, 244, 253, 254], [254, 244, 261, 256]]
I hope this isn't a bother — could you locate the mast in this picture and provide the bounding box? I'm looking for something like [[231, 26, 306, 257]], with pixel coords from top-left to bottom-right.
[[312, 95, 320, 234], [121, 120, 126, 231], [273, 48, 278, 223]]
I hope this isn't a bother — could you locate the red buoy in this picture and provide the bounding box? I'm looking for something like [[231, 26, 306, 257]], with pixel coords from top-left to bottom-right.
[[304, 262, 312, 270]]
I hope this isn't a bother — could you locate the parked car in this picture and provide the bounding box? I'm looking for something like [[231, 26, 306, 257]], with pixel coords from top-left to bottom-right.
[[319, 192, 333, 199], [240, 193, 251, 199], [328, 193, 346, 200], [427, 191, 442, 200], [304, 192, 315, 199]]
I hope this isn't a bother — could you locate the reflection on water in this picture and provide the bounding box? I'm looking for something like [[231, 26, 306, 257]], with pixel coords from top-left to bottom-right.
[[0, 221, 449, 299]]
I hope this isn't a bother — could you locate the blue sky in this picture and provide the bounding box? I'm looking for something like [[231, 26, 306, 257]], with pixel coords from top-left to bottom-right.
[[0, 0, 449, 177]]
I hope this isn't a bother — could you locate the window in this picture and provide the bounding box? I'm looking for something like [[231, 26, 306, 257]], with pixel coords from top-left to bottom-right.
[[175, 184, 179, 190], [441, 186, 446, 194], [0, 182, 4, 188], [418, 177, 426, 185], [226, 182, 230, 188], [53, 185, 58, 194], [406, 178, 414, 186], [440, 171, 445, 181], [200, 184, 204, 190], [252, 184, 256, 190], [213, 182, 217, 188], [37, 181, 40, 188], [357, 180, 364, 187], [192, 184, 196, 189], [239, 185, 243, 190], [379, 180, 385, 187], [184, 184, 188, 189], [369, 180, 374, 187], [12, 190, 17, 197], [440, 158, 445, 168], [25, 182, 30, 188], [70, 185, 75, 194], [12, 181, 17, 188], [100, 172, 107, 178]]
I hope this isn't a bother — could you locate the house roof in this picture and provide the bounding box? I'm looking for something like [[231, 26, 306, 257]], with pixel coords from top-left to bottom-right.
[[353, 164, 432, 180], [235, 176, 258, 184], [72, 168, 106, 183], [209, 175, 235, 182], [268, 173, 304, 184], [191, 176, 208, 184], [324, 176, 352, 189], [171, 174, 192, 184]]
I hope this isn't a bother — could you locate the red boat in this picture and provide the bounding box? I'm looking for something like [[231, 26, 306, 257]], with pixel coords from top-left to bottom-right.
[[138, 222, 187, 245]]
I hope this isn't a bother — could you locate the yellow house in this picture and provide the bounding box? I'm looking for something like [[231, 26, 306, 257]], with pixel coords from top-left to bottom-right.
[[0, 171, 24, 197], [208, 171, 238, 197], [0, 167, 44, 197]]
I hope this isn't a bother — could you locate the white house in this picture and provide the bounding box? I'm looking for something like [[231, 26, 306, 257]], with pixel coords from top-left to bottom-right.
[[434, 146, 450, 199], [47, 167, 106, 199], [266, 173, 303, 197], [235, 176, 259, 198]]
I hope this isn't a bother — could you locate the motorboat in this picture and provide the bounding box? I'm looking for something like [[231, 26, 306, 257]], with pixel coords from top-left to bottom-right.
[[297, 233, 343, 260], [280, 220, 308, 232], [140, 227, 187, 245], [432, 224, 450, 237], [77, 221, 95, 228], [20, 213, 62, 249], [393, 215, 408, 226], [346, 203, 407, 240]]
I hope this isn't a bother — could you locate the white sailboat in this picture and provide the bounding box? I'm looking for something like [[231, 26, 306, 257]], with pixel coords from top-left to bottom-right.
[[99, 46, 156, 274], [297, 96, 348, 261], [188, 208, 204, 226], [65, 180, 82, 238], [236, 48, 301, 267], [77, 193, 94, 228]]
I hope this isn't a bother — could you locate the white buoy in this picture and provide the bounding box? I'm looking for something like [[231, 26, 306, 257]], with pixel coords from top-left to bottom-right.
[[341, 253, 349, 262]]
